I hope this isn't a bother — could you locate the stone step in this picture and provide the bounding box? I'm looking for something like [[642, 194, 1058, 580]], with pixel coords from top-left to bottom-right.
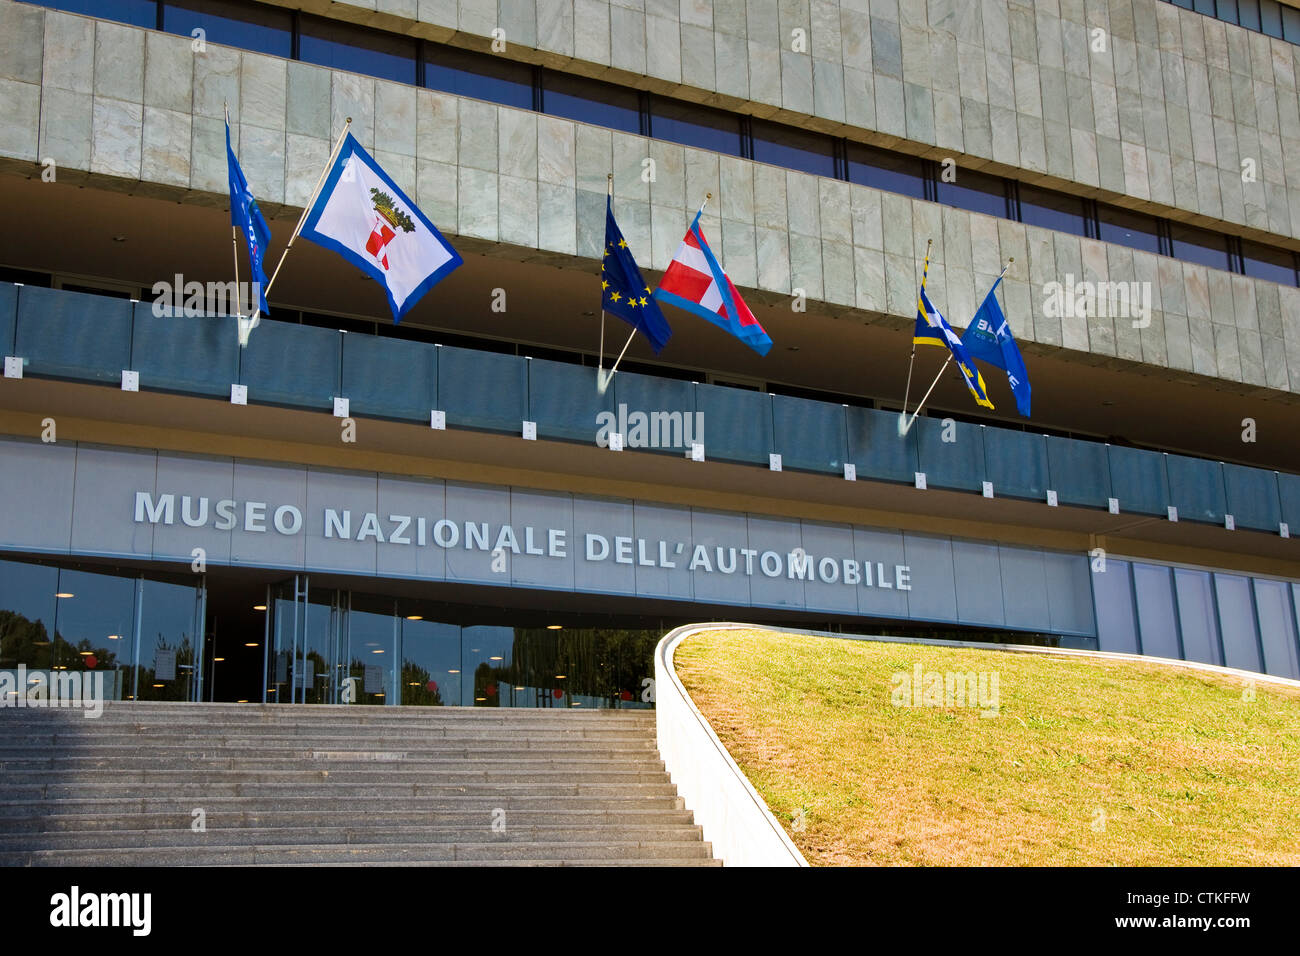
[[0, 730, 658, 745], [0, 755, 667, 773], [0, 793, 688, 815], [0, 808, 699, 831], [0, 823, 704, 851], [0, 741, 658, 757], [0, 840, 715, 866], [0, 781, 682, 799], [0, 766, 672, 785]]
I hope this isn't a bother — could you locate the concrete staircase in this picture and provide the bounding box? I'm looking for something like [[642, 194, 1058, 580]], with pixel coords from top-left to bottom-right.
[[0, 702, 719, 866]]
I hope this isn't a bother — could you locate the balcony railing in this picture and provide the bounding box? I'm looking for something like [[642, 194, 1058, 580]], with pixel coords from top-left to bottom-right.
[[2, 281, 1297, 536]]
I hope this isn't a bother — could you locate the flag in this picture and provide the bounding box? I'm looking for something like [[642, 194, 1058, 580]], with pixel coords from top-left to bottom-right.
[[602, 197, 671, 353], [913, 256, 994, 410], [300, 133, 462, 322], [653, 211, 772, 356], [962, 276, 1031, 418], [226, 117, 271, 320]]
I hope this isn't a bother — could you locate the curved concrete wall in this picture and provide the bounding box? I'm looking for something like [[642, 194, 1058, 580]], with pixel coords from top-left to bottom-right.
[[654, 623, 808, 867]]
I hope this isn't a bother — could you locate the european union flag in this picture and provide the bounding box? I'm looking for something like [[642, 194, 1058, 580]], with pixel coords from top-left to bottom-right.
[[961, 276, 1032, 418], [226, 117, 271, 317], [602, 197, 671, 353]]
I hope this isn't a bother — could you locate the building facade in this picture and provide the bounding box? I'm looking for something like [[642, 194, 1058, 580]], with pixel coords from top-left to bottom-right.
[[2, 0, 1300, 707]]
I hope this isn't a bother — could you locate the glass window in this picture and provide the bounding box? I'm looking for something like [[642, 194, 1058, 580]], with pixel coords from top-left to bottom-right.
[[1238, 0, 1262, 31], [136, 578, 200, 702], [1132, 563, 1182, 659], [847, 143, 926, 200], [1242, 240, 1297, 285], [541, 71, 640, 135], [398, 616, 460, 706], [344, 593, 397, 706], [162, 0, 291, 58], [1217, 0, 1241, 25], [752, 120, 836, 178], [299, 14, 416, 85], [1093, 560, 1140, 655], [1098, 204, 1162, 255], [1253, 579, 1300, 678], [1284, 4, 1300, 42], [1193, 0, 1217, 17], [0, 558, 59, 675], [649, 96, 742, 156], [52, 568, 137, 701], [1019, 185, 1087, 235], [460, 625, 515, 706], [1170, 222, 1232, 271], [1174, 569, 1222, 666], [937, 168, 1008, 218], [1169, 0, 1194, 9], [1214, 573, 1262, 672], [1261, 0, 1284, 37], [24, 0, 157, 28], [425, 44, 533, 111]]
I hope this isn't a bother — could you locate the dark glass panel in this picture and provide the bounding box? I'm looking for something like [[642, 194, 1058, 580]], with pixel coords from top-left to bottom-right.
[[938, 168, 1008, 218], [1170, 222, 1232, 271], [1238, 0, 1262, 31], [1284, 4, 1300, 41], [299, 14, 416, 85], [1261, 0, 1284, 37], [425, 44, 533, 111], [752, 119, 836, 178], [1242, 240, 1297, 285], [1218, 0, 1241, 24], [25, 0, 156, 28], [0, 558, 59, 674], [541, 71, 640, 134], [847, 142, 926, 199], [135, 578, 200, 702], [1019, 185, 1087, 235], [52, 568, 137, 701], [649, 96, 742, 155], [162, 0, 291, 58], [1098, 204, 1162, 254]]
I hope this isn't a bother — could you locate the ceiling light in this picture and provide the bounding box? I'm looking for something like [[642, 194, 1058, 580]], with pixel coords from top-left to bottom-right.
[[152, 683, 164, 688], [107, 634, 119, 640], [475, 697, 486, 701], [244, 642, 259, 647], [372, 649, 384, 654], [253, 605, 267, 611], [55, 592, 74, 598], [546, 624, 562, 630], [489, 655, 503, 661], [448, 669, 460, 674], [213, 657, 225, 662], [405, 615, 423, 620], [78, 651, 92, 656], [555, 674, 566, 679]]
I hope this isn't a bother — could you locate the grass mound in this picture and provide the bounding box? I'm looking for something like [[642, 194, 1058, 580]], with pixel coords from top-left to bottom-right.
[[673, 628, 1300, 866]]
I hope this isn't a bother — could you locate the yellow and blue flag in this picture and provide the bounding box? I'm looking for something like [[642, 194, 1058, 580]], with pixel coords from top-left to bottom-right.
[[913, 255, 994, 410], [961, 276, 1031, 418], [603, 196, 672, 353]]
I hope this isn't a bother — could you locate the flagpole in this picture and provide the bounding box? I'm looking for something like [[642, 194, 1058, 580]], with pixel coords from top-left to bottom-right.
[[598, 173, 611, 386], [239, 116, 353, 346], [898, 257, 1014, 436], [599, 191, 711, 393], [898, 237, 931, 433], [225, 102, 246, 327]]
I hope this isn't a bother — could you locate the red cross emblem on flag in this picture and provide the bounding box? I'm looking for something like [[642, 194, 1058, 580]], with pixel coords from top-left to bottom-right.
[[366, 216, 396, 270]]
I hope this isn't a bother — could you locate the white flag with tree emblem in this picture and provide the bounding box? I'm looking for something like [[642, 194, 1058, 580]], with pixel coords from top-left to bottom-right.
[[300, 133, 462, 322]]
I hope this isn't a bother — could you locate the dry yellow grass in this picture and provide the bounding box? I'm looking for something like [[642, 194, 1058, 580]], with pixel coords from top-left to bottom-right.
[[674, 628, 1300, 866]]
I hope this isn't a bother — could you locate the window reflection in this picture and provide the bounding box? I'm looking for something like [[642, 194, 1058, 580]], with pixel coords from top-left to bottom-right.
[[135, 578, 200, 702], [162, 0, 291, 58], [753, 120, 836, 178], [52, 569, 137, 701], [1170, 223, 1232, 272], [1098, 205, 1162, 255], [299, 14, 415, 85], [426, 46, 533, 110], [1019, 185, 1086, 235], [847, 143, 926, 200], [649, 97, 742, 155], [26, 0, 157, 28], [1242, 240, 1298, 287], [937, 169, 1009, 219], [0, 559, 59, 684], [541, 72, 641, 135]]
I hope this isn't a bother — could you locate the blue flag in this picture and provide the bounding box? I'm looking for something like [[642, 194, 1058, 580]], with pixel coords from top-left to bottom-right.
[[603, 197, 672, 353], [226, 118, 271, 318], [961, 276, 1031, 418], [912, 251, 993, 409]]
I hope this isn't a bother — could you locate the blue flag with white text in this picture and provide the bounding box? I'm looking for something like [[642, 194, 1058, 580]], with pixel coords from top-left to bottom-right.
[[961, 276, 1031, 418], [225, 118, 271, 318]]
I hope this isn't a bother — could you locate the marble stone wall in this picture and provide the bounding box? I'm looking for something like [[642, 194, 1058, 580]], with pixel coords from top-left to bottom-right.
[[1, 1, 1299, 396]]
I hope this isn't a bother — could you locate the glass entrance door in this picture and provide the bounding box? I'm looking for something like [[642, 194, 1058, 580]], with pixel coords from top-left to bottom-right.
[[267, 577, 341, 704], [342, 593, 397, 705]]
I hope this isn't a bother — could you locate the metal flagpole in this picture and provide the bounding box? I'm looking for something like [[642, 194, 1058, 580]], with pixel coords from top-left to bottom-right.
[[898, 237, 931, 433], [225, 103, 247, 326], [600, 191, 712, 393], [239, 116, 353, 346], [597, 174, 611, 388], [898, 257, 1014, 436]]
